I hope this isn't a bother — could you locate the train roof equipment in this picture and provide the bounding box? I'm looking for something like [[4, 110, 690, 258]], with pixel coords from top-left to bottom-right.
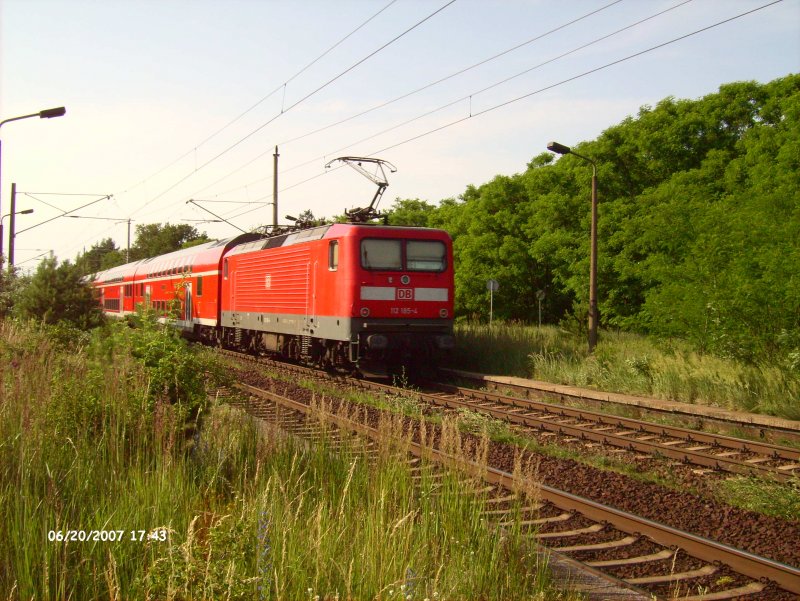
[[324, 156, 397, 223]]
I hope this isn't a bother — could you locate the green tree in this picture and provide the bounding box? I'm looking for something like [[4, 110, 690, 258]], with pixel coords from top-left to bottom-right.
[[0, 259, 27, 319], [385, 198, 437, 227], [75, 238, 125, 275], [14, 256, 103, 330], [130, 223, 210, 260], [616, 77, 800, 360], [420, 74, 799, 363]]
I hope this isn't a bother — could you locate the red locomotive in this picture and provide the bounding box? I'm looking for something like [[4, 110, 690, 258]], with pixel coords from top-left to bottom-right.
[[90, 159, 454, 374]]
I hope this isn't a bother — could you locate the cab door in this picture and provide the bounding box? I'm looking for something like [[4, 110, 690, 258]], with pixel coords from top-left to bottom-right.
[[184, 282, 193, 321]]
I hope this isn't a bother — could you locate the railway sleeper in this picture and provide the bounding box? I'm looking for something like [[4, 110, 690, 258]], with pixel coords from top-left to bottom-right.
[[586, 549, 675, 568], [554, 535, 639, 553], [679, 582, 766, 601], [626, 564, 717, 585]]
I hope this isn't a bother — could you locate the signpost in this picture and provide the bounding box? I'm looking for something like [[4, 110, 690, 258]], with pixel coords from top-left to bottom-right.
[[536, 289, 546, 327], [487, 279, 499, 324]]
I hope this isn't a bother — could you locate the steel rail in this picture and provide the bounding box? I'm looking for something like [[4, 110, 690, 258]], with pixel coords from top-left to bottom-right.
[[346, 378, 799, 482], [433, 381, 800, 461], [446, 370, 800, 446], [431, 390, 794, 481], [234, 380, 800, 596], [218, 350, 799, 481]]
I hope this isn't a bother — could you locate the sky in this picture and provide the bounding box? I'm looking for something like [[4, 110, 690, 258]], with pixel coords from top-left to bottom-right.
[[1, 0, 798, 271]]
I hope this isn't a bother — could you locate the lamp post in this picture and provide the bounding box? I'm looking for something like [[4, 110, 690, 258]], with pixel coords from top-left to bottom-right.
[[1, 207, 34, 270], [547, 141, 598, 353], [0, 106, 66, 224]]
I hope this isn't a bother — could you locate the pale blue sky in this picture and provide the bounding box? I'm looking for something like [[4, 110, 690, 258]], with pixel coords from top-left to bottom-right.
[[1, 0, 798, 269]]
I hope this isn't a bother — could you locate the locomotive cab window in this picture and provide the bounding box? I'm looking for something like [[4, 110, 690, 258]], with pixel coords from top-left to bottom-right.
[[361, 239, 402, 271], [328, 240, 339, 271], [407, 240, 446, 272]]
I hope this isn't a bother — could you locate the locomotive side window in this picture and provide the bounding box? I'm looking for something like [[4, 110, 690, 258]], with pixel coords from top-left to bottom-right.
[[328, 241, 339, 271], [223, 259, 229, 279], [407, 240, 446, 272], [361, 239, 402, 271], [197, 276, 203, 296]]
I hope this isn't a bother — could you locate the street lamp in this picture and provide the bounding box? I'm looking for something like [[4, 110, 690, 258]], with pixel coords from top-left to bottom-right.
[[547, 141, 599, 353], [0, 106, 66, 235], [1, 208, 34, 270]]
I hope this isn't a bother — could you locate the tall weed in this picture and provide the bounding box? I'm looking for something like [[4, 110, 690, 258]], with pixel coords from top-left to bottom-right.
[[447, 322, 800, 419], [1, 319, 565, 600]]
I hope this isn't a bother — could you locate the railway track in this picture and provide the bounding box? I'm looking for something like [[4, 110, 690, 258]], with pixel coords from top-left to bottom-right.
[[398, 381, 800, 483], [216, 373, 800, 599], [213, 350, 800, 482], [443, 368, 800, 447]]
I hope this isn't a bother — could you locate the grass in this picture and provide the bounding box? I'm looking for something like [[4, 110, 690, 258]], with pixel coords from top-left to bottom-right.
[[0, 319, 570, 600], [446, 322, 800, 420], [244, 364, 693, 496], [716, 476, 800, 521]]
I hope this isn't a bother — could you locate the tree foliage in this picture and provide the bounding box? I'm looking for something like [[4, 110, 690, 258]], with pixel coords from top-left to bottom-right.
[[14, 256, 103, 330], [0, 258, 26, 319], [75, 238, 125, 275], [384, 75, 800, 363], [385, 198, 437, 227], [129, 223, 210, 261]]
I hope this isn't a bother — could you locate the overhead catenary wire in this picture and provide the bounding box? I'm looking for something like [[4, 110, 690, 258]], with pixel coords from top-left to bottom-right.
[[16, 249, 54, 267], [224, 0, 783, 225], [187, 0, 630, 201], [220, 0, 697, 220], [15, 195, 112, 236], [21, 193, 69, 213], [115, 0, 400, 200], [130, 0, 458, 220], [63, 0, 402, 257], [62, 0, 784, 257]]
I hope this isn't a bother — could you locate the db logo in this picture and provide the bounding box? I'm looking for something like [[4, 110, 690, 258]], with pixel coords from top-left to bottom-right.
[[396, 288, 414, 300]]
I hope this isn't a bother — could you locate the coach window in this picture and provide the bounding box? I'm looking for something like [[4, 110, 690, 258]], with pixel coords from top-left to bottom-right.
[[406, 240, 446, 272], [361, 239, 401, 271], [197, 276, 203, 296], [328, 241, 339, 271]]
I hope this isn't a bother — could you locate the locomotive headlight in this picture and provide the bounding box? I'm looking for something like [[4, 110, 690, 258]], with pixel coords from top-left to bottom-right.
[[360, 307, 370, 317], [435, 335, 455, 350], [367, 334, 388, 349], [439, 308, 449, 318]]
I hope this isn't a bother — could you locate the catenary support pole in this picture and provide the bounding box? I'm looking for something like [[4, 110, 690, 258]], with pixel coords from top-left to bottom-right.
[[273, 146, 279, 229]]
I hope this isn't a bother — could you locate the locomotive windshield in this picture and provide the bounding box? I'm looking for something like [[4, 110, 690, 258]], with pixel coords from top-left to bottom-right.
[[361, 239, 446, 272], [361, 239, 402, 270], [406, 240, 446, 271]]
